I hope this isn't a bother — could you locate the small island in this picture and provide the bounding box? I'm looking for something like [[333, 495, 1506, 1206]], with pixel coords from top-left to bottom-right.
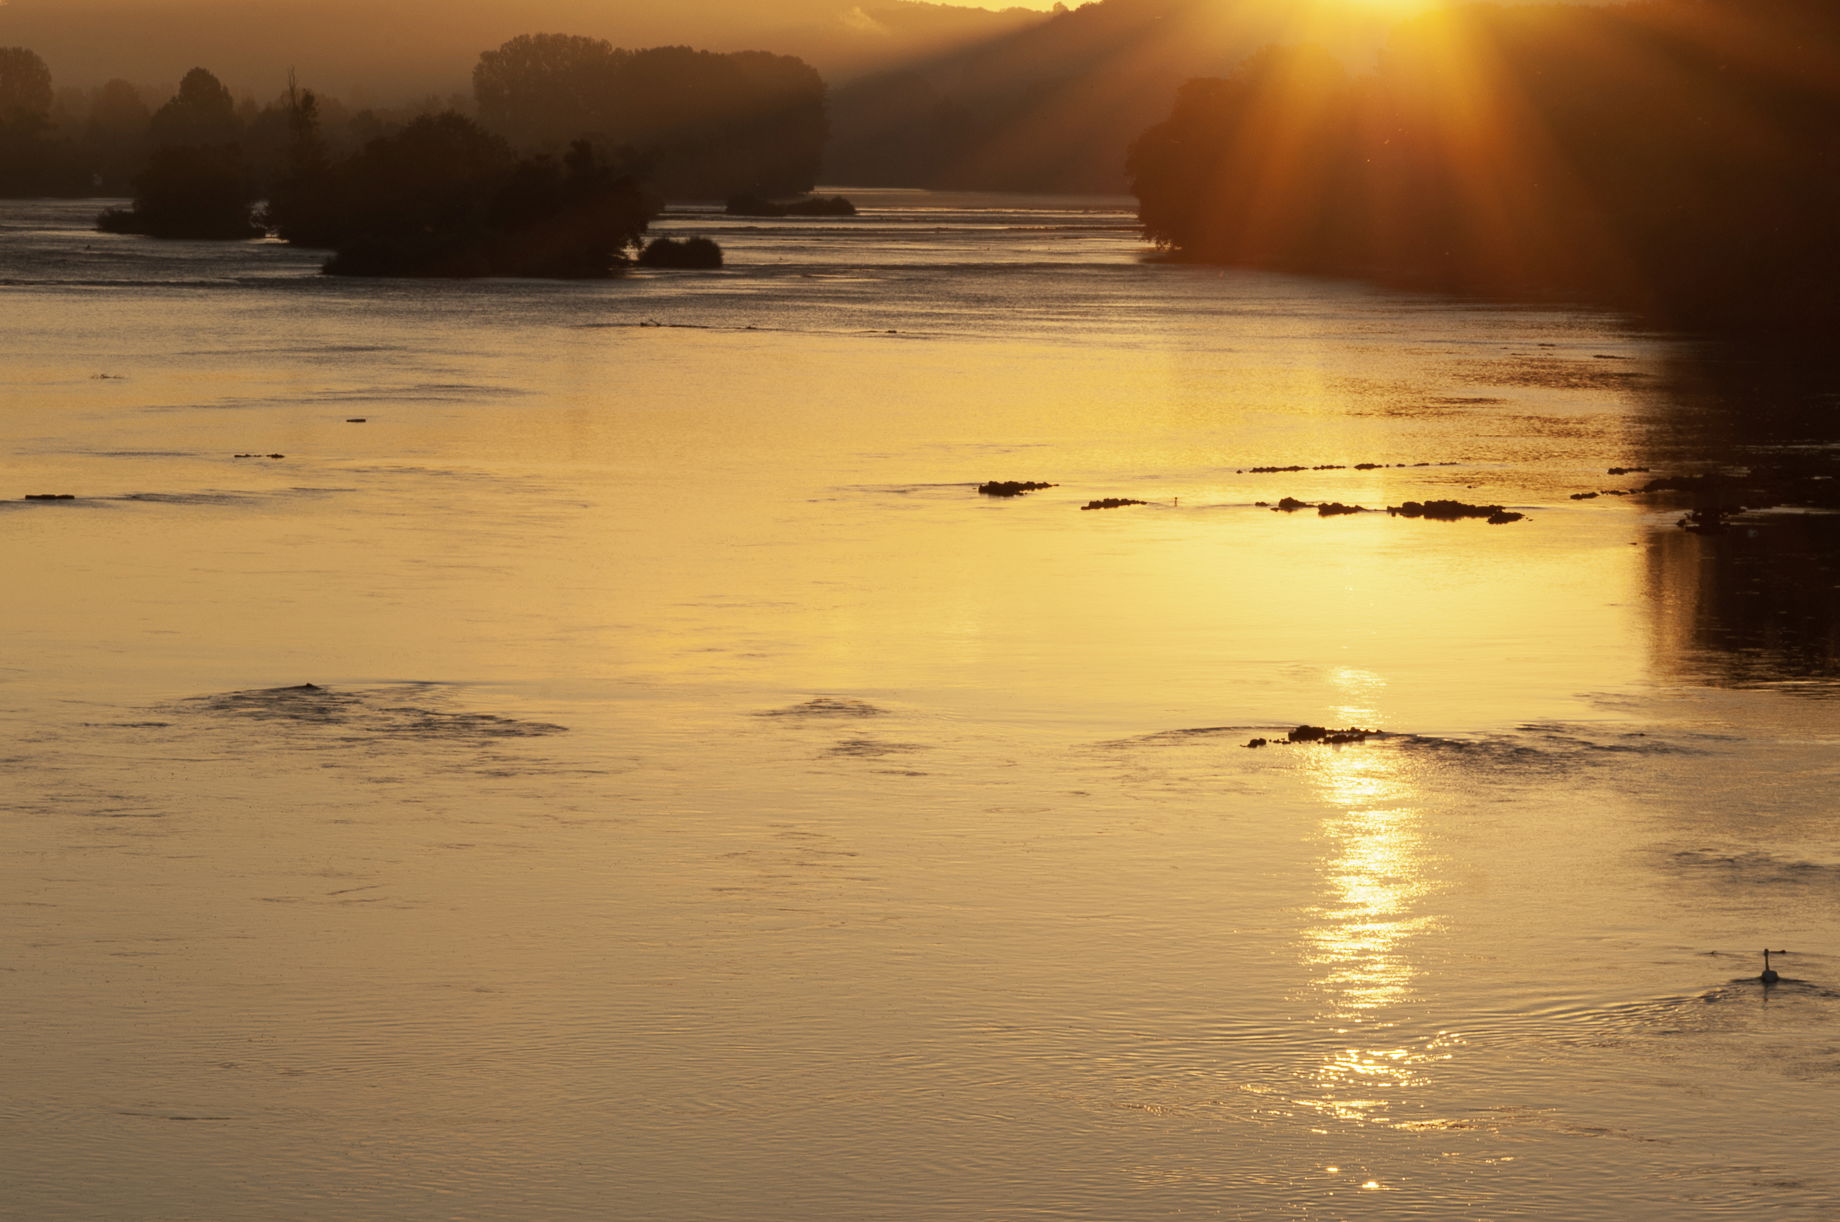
[[725, 194, 857, 218]]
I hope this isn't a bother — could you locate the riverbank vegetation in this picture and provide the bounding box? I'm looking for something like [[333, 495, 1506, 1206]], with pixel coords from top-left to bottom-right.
[[1127, 0, 1840, 330], [0, 31, 820, 212]]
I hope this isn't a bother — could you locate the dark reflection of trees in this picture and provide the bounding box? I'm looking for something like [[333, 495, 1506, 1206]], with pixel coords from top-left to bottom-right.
[[1646, 517, 1840, 688], [1639, 343, 1840, 688]]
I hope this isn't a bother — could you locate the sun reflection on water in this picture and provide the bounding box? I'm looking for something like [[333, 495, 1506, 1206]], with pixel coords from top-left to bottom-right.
[[1298, 674, 1454, 1128]]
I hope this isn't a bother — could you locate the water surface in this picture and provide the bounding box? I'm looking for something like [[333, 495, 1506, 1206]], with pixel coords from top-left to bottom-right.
[[3, 191, 1838, 1220]]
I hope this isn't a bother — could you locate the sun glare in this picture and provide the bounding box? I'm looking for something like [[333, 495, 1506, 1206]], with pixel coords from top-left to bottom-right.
[[1333, 0, 1442, 13]]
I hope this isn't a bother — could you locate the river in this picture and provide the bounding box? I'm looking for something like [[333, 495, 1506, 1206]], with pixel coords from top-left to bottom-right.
[[3, 191, 1838, 1219]]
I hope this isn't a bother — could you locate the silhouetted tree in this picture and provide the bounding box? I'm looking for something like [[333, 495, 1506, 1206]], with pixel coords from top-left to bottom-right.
[[83, 79, 152, 193], [1128, 0, 1840, 331], [0, 46, 69, 195], [474, 33, 625, 151], [150, 67, 240, 149], [96, 142, 263, 238], [471, 36, 827, 199], [637, 235, 723, 268], [0, 46, 53, 122], [307, 115, 655, 277], [262, 82, 341, 246]]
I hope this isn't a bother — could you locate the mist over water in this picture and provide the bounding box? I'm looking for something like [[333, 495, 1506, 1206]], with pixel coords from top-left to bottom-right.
[[4, 193, 1839, 1219]]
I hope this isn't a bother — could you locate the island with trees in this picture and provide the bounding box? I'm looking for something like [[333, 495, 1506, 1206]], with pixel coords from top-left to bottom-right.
[[2, 30, 847, 276]]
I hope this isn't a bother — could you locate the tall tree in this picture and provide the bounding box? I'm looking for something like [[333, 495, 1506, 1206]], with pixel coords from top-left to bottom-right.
[[0, 46, 53, 125], [0, 46, 67, 194], [85, 79, 152, 193], [472, 35, 827, 199], [150, 66, 240, 148], [474, 34, 626, 151]]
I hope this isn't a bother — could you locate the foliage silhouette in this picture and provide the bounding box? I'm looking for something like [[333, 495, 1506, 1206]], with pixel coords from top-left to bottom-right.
[[636, 236, 724, 268], [83, 80, 153, 194], [1128, 0, 1840, 330], [260, 83, 341, 247], [149, 67, 240, 149], [302, 115, 656, 277], [0, 46, 53, 122], [91, 65, 259, 235], [0, 46, 75, 195], [473, 36, 827, 199], [96, 142, 263, 238]]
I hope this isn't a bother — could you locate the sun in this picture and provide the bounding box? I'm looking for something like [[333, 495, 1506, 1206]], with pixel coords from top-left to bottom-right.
[[1333, 0, 1444, 12]]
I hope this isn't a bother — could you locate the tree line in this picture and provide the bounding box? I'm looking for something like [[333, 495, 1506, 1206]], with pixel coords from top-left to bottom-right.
[[1127, 0, 1840, 330], [1, 38, 826, 201], [1, 36, 830, 274]]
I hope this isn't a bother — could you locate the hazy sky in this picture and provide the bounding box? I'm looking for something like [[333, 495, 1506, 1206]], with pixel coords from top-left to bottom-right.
[[0, 0, 1065, 97], [1, 0, 1594, 101]]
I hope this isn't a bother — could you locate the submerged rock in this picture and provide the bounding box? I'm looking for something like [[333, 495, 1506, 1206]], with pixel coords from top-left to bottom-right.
[[1635, 475, 1724, 495], [759, 696, 888, 719], [181, 682, 566, 737], [978, 480, 1056, 497]]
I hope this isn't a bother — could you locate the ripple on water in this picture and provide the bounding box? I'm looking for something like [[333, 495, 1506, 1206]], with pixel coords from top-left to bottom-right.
[[175, 683, 567, 740], [1668, 849, 1840, 890], [757, 696, 889, 719]]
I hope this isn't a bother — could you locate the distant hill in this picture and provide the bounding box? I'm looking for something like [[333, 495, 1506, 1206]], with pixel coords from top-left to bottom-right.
[[827, 0, 1399, 191], [0, 0, 1046, 100]]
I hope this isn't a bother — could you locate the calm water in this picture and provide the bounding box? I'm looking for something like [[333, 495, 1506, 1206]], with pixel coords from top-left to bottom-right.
[[3, 191, 1838, 1220]]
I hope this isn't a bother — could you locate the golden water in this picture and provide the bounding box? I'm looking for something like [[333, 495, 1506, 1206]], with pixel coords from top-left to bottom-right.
[[3, 192, 1837, 1219]]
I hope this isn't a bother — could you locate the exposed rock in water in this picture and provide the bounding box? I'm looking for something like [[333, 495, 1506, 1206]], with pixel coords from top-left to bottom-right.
[[1607, 466, 1650, 475], [1270, 497, 1368, 516], [1238, 461, 1461, 474], [1246, 724, 1381, 748], [1081, 498, 1150, 511], [1389, 500, 1526, 524], [1678, 505, 1742, 533], [978, 480, 1056, 497], [24, 493, 76, 500]]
